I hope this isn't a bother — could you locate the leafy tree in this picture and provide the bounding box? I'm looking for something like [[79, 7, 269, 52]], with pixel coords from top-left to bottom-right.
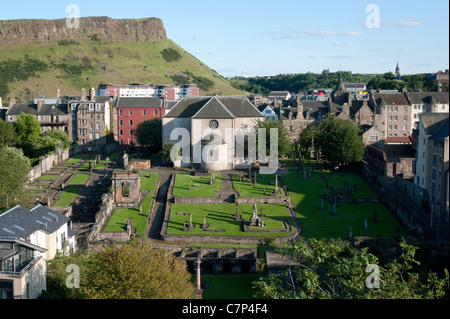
[[257, 119, 292, 159], [161, 142, 181, 164], [316, 116, 364, 167], [0, 119, 18, 148], [134, 119, 162, 153], [42, 129, 71, 150], [0, 146, 31, 211], [15, 113, 41, 145], [298, 124, 319, 155], [28, 135, 58, 158], [253, 238, 449, 299], [161, 48, 182, 62]]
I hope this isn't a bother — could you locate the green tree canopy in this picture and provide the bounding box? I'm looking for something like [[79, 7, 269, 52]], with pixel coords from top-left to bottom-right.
[[254, 238, 449, 299], [317, 116, 364, 166], [42, 242, 195, 299], [134, 119, 162, 153], [0, 119, 18, 148], [42, 129, 71, 150], [15, 113, 41, 145], [0, 146, 31, 211], [257, 119, 292, 160]]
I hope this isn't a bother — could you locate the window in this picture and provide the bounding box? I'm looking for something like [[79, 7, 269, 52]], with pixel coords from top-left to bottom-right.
[[433, 154, 437, 166], [96, 123, 100, 130], [119, 120, 123, 126], [370, 136, 379, 141], [129, 110, 133, 116], [394, 125, 398, 130], [394, 116, 398, 121], [154, 110, 158, 117], [96, 133, 100, 139], [389, 116, 393, 121], [143, 110, 147, 116], [130, 130, 133, 137], [432, 168, 437, 181], [130, 120, 133, 126], [403, 116, 407, 121], [119, 130, 123, 136], [389, 125, 393, 130], [403, 125, 407, 131], [119, 110, 123, 116], [89, 133, 93, 140]]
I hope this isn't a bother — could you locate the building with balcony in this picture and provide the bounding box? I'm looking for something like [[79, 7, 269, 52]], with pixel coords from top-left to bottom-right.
[[0, 205, 77, 299]]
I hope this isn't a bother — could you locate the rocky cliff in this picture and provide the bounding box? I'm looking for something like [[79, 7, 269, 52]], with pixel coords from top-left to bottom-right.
[[0, 16, 167, 45]]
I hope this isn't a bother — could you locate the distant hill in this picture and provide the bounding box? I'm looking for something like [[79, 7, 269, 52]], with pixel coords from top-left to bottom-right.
[[0, 17, 245, 103]]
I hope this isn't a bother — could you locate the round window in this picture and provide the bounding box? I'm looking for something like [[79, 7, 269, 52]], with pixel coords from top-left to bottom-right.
[[209, 120, 219, 130]]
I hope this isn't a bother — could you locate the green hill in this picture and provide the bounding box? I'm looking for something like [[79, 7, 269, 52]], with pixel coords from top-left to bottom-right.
[[0, 38, 245, 103]]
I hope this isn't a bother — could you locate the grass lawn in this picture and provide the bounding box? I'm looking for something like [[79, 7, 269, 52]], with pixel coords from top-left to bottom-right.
[[167, 203, 293, 237], [65, 153, 89, 164], [232, 173, 283, 197], [38, 174, 60, 181], [172, 173, 222, 197], [104, 173, 159, 235], [104, 208, 148, 234], [68, 173, 90, 185], [282, 170, 403, 240], [53, 187, 81, 207], [201, 274, 261, 299]]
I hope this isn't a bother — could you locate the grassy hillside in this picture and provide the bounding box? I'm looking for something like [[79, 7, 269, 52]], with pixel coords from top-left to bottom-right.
[[0, 39, 245, 103]]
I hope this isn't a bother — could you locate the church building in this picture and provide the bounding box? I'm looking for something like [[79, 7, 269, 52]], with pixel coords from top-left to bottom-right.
[[162, 96, 265, 171]]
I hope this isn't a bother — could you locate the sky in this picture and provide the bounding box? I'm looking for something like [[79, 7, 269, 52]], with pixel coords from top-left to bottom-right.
[[0, 0, 448, 77]]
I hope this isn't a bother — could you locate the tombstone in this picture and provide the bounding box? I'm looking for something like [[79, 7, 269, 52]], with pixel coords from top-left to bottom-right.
[[250, 204, 264, 227], [123, 152, 129, 169], [210, 174, 215, 186], [308, 170, 311, 179], [275, 174, 279, 192], [348, 227, 353, 241], [182, 222, 189, 232], [303, 170, 307, 179], [372, 210, 379, 223], [139, 204, 143, 213], [201, 216, 209, 230], [330, 200, 337, 216], [363, 219, 369, 230], [320, 199, 325, 212], [189, 213, 194, 228]]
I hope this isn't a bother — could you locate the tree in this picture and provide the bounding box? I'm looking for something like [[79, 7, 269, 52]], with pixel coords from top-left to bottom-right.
[[253, 238, 449, 299], [0, 119, 18, 148], [134, 119, 162, 153], [0, 146, 31, 211], [42, 129, 71, 150], [15, 113, 41, 156], [317, 116, 364, 167], [298, 124, 319, 159], [161, 142, 180, 164], [257, 119, 292, 160]]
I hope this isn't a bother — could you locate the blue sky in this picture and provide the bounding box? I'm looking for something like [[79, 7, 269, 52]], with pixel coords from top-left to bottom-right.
[[0, 0, 448, 77]]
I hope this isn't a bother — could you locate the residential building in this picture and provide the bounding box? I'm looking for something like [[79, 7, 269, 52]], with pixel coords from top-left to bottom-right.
[[96, 84, 199, 102], [268, 91, 291, 105], [0, 205, 77, 299], [406, 92, 449, 130], [5, 98, 71, 137], [162, 96, 265, 171], [116, 97, 165, 146], [257, 104, 278, 122], [414, 113, 449, 222], [70, 94, 112, 147]]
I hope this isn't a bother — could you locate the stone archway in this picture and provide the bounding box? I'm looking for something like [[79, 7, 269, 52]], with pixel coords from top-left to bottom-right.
[[112, 170, 141, 206]]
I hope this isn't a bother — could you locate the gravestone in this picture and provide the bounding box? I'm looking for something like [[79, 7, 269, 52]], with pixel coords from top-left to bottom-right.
[[320, 199, 325, 212], [348, 227, 353, 241], [363, 219, 369, 230], [372, 210, 379, 223], [249, 204, 264, 227]]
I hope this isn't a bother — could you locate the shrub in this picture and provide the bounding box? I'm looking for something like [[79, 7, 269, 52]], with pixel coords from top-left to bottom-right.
[[161, 48, 182, 62]]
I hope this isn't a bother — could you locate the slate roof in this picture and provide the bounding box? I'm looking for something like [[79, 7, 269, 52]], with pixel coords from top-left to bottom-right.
[[116, 97, 163, 109], [429, 117, 449, 142], [6, 103, 69, 116], [164, 96, 264, 119], [0, 205, 74, 239], [373, 93, 409, 106], [420, 113, 449, 136], [406, 92, 449, 105]]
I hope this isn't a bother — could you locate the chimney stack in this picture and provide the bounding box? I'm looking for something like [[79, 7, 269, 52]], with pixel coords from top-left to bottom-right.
[[9, 98, 16, 108], [90, 88, 96, 101], [57, 89, 61, 100], [81, 88, 86, 102], [37, 98, 45, 111]]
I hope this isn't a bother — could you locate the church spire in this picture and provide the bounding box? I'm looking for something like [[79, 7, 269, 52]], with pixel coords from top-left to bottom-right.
[[395, 62, 400, 78]]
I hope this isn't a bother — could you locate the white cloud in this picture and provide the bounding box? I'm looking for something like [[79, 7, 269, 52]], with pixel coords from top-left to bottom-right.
[[381, 18, 420, 28], [261, 28, 363, 39]]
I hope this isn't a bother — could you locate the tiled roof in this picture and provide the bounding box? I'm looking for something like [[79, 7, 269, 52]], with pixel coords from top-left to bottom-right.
[[406, 92, 449, 105], [164, 96, 264, 119], [117, 97, 163, 108], [0, 205, 72, 238], [420, 113, 449, 135], [6, 103, 69, 116]]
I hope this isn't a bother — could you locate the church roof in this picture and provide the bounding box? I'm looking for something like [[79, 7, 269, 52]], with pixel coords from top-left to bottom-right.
[[164, 96, 264, 119]]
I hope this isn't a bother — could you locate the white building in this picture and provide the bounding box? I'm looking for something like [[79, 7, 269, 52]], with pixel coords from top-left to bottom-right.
[[162, 96, 265, 171], [0, 205, 77, 299], [406, 92, 449, 130]]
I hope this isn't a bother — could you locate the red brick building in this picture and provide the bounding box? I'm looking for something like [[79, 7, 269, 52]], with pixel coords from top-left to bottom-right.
[[116, 97, 165, 145]]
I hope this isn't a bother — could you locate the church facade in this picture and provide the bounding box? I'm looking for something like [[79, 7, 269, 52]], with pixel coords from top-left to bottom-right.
[[162, 96, 265, 171]]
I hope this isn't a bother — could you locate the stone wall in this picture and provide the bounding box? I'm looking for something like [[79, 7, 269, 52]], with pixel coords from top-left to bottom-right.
[[28, 144, 69, 182]]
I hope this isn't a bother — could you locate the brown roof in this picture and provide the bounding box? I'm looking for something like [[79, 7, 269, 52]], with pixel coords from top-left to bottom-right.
[[374, 93, 409, 106]]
